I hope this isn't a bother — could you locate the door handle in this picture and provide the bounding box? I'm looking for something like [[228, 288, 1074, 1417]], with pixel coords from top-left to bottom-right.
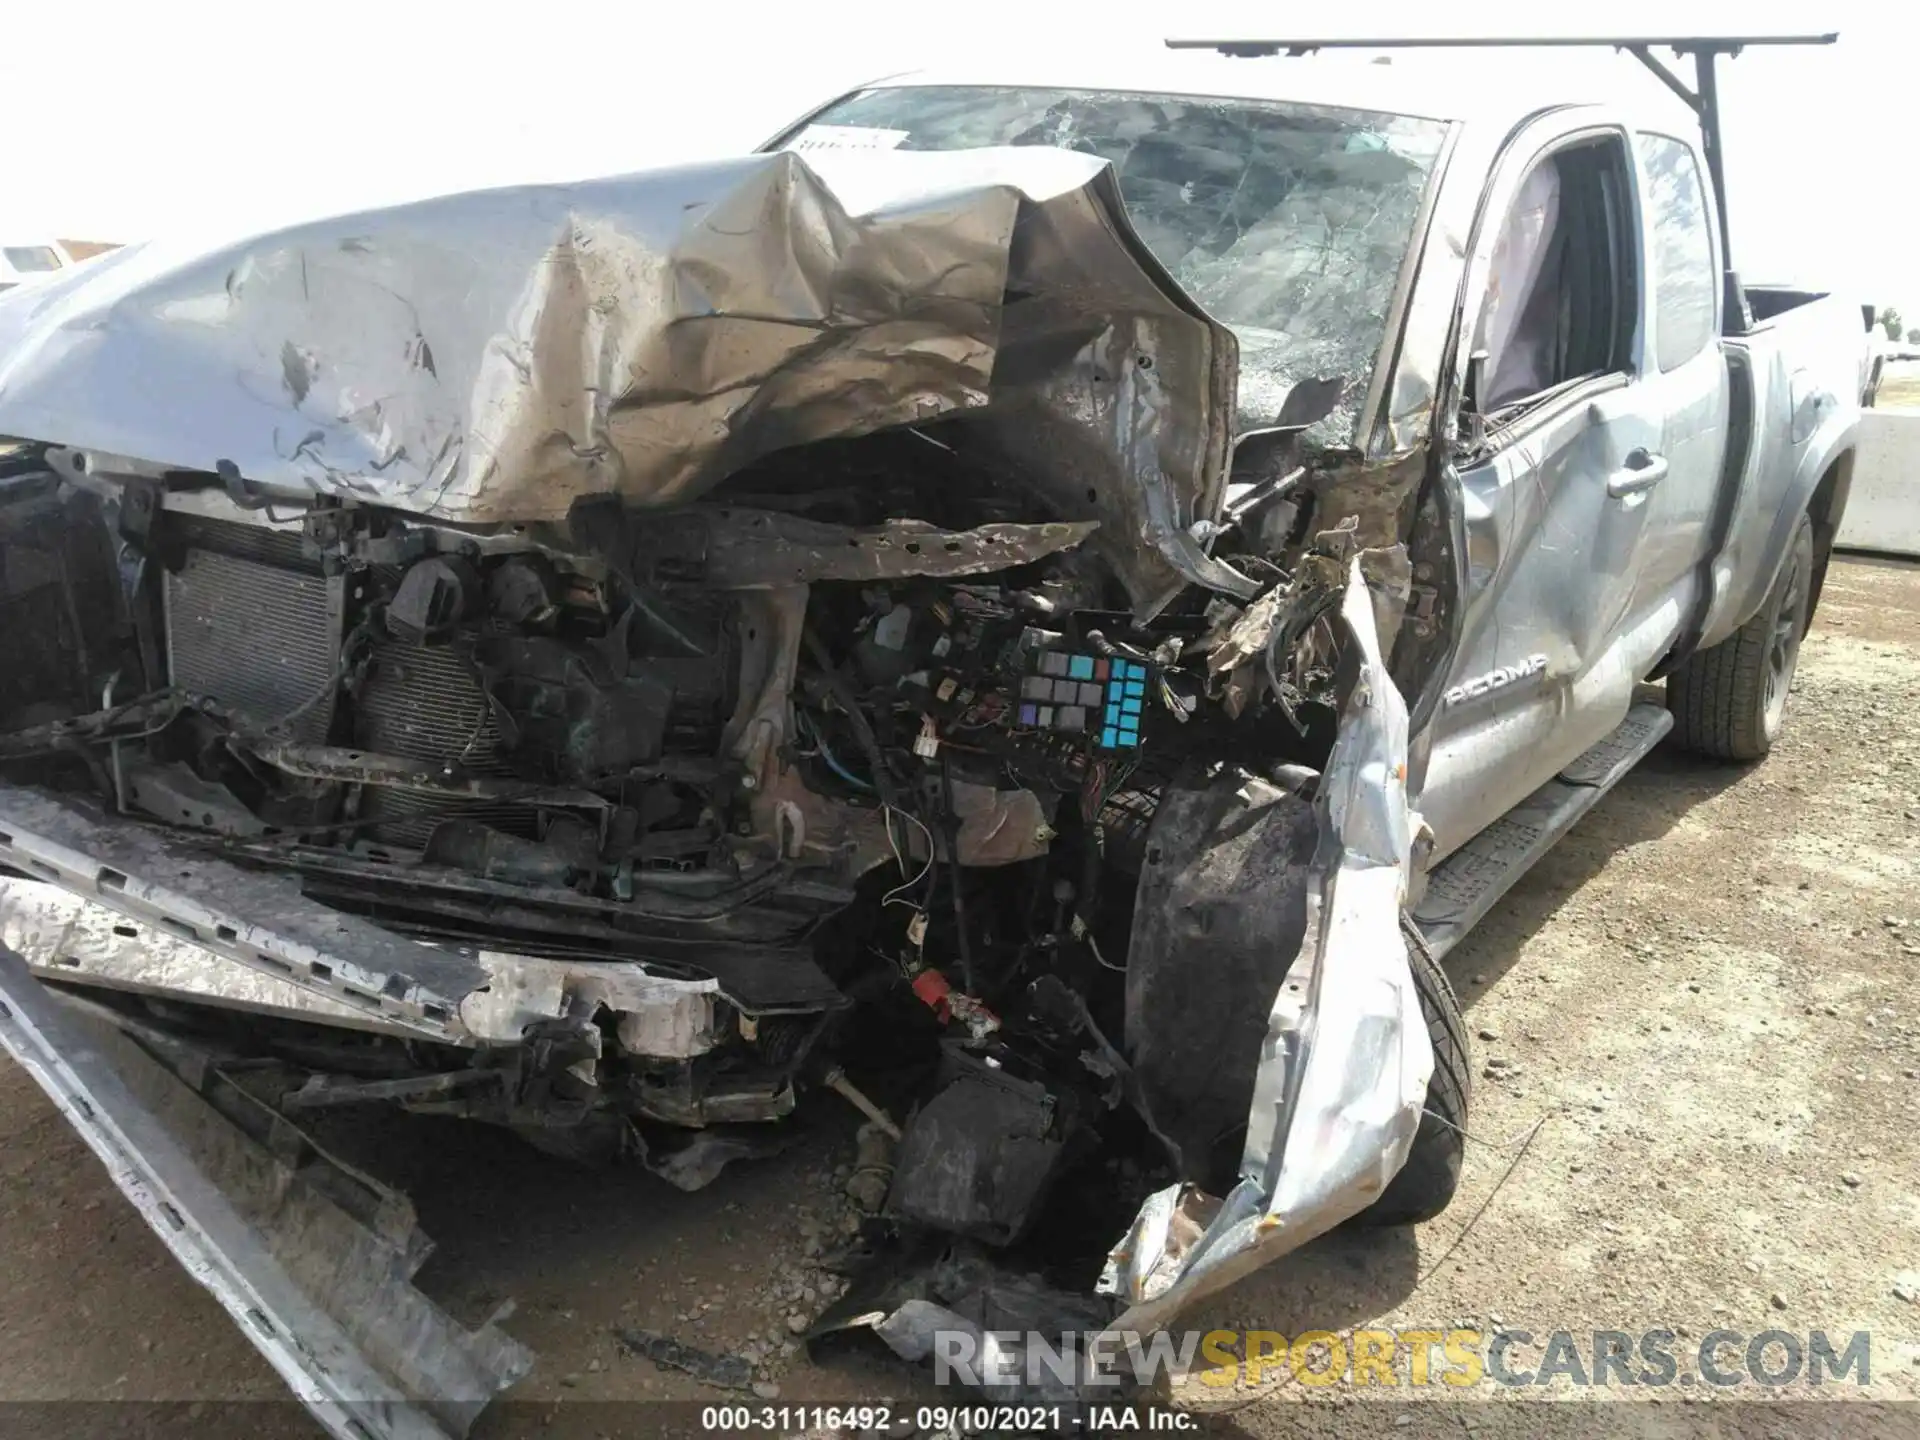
[[1607, 448, 1668, 498]]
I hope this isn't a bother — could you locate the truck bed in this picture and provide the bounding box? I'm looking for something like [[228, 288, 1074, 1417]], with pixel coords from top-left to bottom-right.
[[1695, 287, 1866, 649]]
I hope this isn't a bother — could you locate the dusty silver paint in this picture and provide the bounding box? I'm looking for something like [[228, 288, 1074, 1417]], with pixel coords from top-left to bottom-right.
[[0, 783, 483, 1039], [1408, 378, 1690, 863], [0, 948, 531, 1440], [1701, 297, 1866, 648], [1399, 105, 1860, 858], [0, 52, 1878, 1432], [1098, 561, 1431, 1327], [0, 853, 730, 1053], [1442, 653, 1547, 708], [0, 148, 1235, 615], [0, 877, 424, 1038]]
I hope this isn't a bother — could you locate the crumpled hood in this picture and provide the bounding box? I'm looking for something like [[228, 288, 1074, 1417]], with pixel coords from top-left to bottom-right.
[[0, 147, 1243, 612]]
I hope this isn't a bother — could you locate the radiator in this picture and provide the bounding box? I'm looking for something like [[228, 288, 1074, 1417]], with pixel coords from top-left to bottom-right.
[[161, 518, 536, 847], [355, 636, 533, 844], [163, 539, 342, 744]]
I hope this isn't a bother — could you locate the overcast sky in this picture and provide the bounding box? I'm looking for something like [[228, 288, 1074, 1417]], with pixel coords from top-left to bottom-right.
[[4, 1, 1912, 316]]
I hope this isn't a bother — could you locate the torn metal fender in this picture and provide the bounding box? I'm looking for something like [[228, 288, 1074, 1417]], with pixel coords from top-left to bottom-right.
[[0, 947, 531, 1440], [1100, 559, 1433, 1330]]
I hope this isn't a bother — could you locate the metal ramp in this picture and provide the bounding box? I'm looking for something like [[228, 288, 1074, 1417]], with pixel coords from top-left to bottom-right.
[[1413, 703, 1673, 959]]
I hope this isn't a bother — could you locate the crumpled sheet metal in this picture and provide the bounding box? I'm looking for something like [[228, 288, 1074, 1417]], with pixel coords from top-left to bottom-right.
[[463, 949, 720, 1058], [0, 874, 425, 1039], [811, 1244, 1116, 1400], [0, 947, 531, 1440], [0, 782, 484, 1042], [0, 147, 1233, 614], [1100, 559, 1433, 1330], [871, 1302, 1099, 1404], [0, 873, 722, 1057]]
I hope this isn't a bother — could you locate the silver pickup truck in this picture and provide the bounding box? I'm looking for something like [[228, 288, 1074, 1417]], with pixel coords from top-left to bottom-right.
[[0, 35, 1867, 1435]]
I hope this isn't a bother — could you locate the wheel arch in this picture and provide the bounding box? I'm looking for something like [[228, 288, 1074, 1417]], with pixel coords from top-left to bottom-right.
[[1803, 446, 1853, 622]]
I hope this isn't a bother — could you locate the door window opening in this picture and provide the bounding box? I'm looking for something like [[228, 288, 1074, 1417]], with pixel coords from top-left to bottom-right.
[[1474, 137, 1639, 418]]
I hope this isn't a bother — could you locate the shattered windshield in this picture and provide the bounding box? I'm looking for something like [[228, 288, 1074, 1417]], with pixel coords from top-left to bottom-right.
[[794, 85, 1449, 444]]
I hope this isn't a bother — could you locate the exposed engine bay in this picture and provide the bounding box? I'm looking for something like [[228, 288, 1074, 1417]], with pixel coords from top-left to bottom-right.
[[0, 424, 1355, 1195], [0, 409, 1435, 1403], [0, 141, 1440, 1419]]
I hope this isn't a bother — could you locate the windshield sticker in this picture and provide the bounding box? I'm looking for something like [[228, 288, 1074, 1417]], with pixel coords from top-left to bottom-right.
[[786, 124, 910, 152]]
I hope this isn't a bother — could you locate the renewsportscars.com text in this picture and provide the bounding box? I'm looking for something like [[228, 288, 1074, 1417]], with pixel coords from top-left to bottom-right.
[[933, 1327, 1873, 1390]]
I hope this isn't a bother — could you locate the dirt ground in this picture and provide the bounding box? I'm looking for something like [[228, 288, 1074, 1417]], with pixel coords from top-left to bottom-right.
[[1, 556, 1917, 1438], [1872, 360, 1920, 411]]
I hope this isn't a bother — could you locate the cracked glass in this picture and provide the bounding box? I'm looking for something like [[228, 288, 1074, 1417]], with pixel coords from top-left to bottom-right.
[[795, 85, 1449, 445]]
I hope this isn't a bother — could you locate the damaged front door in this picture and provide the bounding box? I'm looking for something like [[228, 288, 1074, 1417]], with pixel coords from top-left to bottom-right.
[[1419, 119, 1666, 857]]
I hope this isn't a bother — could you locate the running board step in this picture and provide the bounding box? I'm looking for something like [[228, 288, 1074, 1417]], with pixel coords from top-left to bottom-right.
[[1413, 703, 1673, 960]]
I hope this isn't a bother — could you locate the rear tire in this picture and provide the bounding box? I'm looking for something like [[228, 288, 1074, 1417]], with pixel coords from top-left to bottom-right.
[[1667, 513, 1814, 761], [1358, 917, 1470, 1227]]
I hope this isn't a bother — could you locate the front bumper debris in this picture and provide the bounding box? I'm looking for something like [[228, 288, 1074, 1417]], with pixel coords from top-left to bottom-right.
[[1102, 562, 1433, 1329], [794, 564, 1434, 1390], [0, 564, 1433, 1419], [0, 946, 530, 1439]]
